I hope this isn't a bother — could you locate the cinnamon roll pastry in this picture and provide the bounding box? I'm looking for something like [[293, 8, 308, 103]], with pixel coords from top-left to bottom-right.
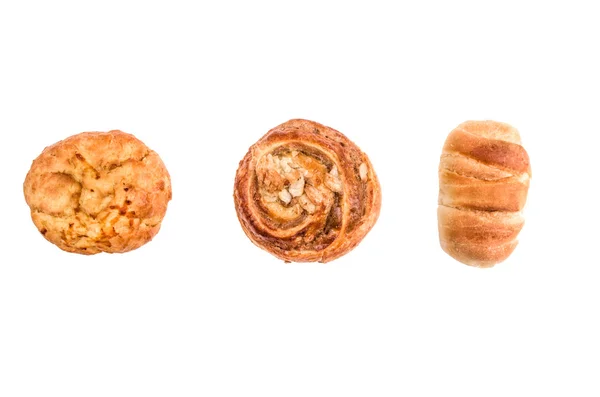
[[234, 119, 381, 263], [438, 120, 531, 267]]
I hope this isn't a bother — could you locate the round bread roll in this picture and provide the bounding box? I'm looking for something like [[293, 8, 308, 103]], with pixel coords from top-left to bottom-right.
[[234, 119, 381, 263], [438, 120, 531, 267], [23, 130, 172, 254]]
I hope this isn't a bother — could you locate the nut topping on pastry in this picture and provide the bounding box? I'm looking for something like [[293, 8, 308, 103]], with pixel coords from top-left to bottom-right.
[[234, 119, 381, 263]]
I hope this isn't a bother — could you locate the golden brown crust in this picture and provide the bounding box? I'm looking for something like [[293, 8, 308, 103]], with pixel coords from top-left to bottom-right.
[[443, 124, 530, 175], [438, 206, 523, 268], [23, 130, 172, 254], [438, 121, 530, 267], [234, 119, 381, 263]]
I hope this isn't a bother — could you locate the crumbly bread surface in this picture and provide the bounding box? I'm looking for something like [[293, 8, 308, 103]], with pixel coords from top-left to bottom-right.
[[24, 130, 172, 254]]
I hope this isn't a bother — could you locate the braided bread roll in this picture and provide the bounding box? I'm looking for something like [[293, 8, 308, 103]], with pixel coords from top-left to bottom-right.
[[438, 121, 531, 267], [234, 119, 381, 263]]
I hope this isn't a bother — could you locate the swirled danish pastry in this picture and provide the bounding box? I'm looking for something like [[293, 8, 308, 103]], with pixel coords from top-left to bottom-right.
[[234, 119, 381, 263]]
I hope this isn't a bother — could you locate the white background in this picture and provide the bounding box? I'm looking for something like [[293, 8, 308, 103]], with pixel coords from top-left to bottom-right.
[[1, 1, 599, 396]]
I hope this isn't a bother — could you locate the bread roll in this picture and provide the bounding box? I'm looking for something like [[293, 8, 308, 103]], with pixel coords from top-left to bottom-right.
[[24, 130, 172, 254], [234, 119, 381, 263], [438, 121, 531, 267]]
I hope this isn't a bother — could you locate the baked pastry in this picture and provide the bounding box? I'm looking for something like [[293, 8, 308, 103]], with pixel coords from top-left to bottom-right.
[[23, 130, 172, 254], [438, 120, 531, 267], [234, 119, 381, 263]]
